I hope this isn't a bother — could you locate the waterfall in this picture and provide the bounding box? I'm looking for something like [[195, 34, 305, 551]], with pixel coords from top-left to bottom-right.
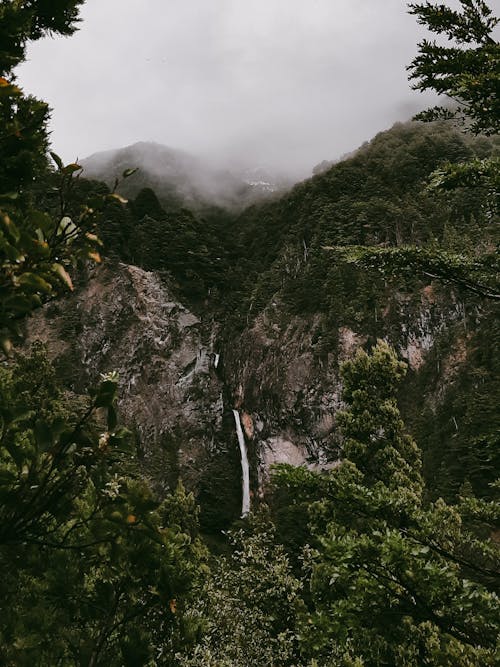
[[232, 409, 250, 517]]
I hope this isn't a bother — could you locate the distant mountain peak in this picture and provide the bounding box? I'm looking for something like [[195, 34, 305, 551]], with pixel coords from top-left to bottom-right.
[[81, 142, 290, 211]]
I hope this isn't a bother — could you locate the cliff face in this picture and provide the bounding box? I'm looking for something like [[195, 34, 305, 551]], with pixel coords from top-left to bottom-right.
[[221, 284, 473, 492], [22, 121, 499, 528], [25, 258, 492, 532], [26, 263, 224, 495]]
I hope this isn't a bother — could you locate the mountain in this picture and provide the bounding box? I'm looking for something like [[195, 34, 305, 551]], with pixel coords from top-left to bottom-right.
[[81, 141, 290, 212], [26, 120, 499, 535]]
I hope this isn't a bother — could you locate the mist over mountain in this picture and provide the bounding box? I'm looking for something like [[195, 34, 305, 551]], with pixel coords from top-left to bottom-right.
[[81, 141, 294, 212]]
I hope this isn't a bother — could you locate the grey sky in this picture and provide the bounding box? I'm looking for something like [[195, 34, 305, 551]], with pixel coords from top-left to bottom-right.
[[17, 0, 437, 177]]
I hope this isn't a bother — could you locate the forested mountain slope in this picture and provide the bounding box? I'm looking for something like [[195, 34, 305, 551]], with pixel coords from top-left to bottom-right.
[[28, 120, 499, 531], [81, 141, 288, 213], [220, 120, 499, 496]]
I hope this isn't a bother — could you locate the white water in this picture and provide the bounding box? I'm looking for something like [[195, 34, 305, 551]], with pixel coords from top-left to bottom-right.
[[232, 410, 250, 517], [214, 353, 220, 369]]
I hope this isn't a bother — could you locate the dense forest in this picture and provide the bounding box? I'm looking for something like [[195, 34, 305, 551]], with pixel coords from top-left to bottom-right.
[[0, 1, 499, 666]]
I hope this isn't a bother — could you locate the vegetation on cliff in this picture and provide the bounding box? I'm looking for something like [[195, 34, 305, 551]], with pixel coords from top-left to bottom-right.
[[271, 342, 499, 665]]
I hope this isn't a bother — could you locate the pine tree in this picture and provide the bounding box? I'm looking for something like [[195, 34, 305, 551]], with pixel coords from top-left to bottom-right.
[[274, 341, 499, 666], [408, 0, 499, 135]]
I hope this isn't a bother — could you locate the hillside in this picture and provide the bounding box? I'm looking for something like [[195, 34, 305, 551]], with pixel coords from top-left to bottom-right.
[[81, 141, 290, 213], [27, 120, 499, 532]]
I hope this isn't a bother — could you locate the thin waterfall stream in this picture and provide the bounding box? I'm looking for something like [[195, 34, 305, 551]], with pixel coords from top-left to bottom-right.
[[232, 409, 250, 517]]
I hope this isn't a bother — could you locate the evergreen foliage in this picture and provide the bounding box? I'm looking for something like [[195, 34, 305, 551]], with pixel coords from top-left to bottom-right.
[[273, 342, 499, 666], [0, 345, 206, 665], [0, 4, 206, 664], [180, 517, 303, 667], [76, 115, 499, 512], [0, 1, 498, 663], [408, 0, 499, 135]]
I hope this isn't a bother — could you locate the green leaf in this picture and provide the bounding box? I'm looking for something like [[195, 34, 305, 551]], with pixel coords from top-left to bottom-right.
[[0, 336, 12, 356], [51, 263, 74, 291], [62, 163, 83, 176], [107, 193, 128, 205], [50, 152, 64, 170], [0, 213, 21, 243], [57, 216, 77, 239], [17, 273, 53, 294], [0, 236, 24, 262], [28, 210, 53, 235]]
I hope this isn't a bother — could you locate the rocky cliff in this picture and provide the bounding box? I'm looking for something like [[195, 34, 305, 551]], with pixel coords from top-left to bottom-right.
[[221, 283, 479, 491], [26, 263, 226, 496], [24, 257, 495, 532]]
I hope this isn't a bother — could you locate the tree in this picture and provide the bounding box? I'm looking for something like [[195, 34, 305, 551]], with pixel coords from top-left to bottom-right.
[[327, 245, 500, 301], [323, 2, 499, 301], [180, 514, 303, 667], [408, 0, 499, 136], [0, 1, 105, 352], [273, 342, 499, 666], [0, 1, 84, 75], [0, 4, 206, 664], [0, 345, 206, 665], [0, 1, 84, 190]]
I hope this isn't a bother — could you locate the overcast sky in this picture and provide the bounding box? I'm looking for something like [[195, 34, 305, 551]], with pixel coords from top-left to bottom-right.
[[17, 0, 438, 177]]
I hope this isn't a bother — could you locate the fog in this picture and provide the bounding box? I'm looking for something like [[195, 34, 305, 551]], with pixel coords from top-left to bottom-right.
[[17, 0, 438, 179]]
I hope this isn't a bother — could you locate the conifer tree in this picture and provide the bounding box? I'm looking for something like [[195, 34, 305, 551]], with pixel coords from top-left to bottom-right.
[[0, 4, 206, 664], [324, 1, 499, 300], [408, 0, 499, 135], [274, 341, 499, 666]]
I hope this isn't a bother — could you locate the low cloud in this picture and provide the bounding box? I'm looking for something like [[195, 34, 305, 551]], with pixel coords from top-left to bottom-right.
[[17, 0, 438, 177]]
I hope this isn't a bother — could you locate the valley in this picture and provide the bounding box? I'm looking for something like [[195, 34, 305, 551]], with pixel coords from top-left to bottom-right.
[[25, 120, 499, 534]]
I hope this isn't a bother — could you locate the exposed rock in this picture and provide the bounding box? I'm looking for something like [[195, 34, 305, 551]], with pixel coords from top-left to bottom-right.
[[25, 259, 484, 521], [222, 286, 473, 489], [259, 436, 309, 485], [26, 262, 224, 494], [241, 412, 254, 440]]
